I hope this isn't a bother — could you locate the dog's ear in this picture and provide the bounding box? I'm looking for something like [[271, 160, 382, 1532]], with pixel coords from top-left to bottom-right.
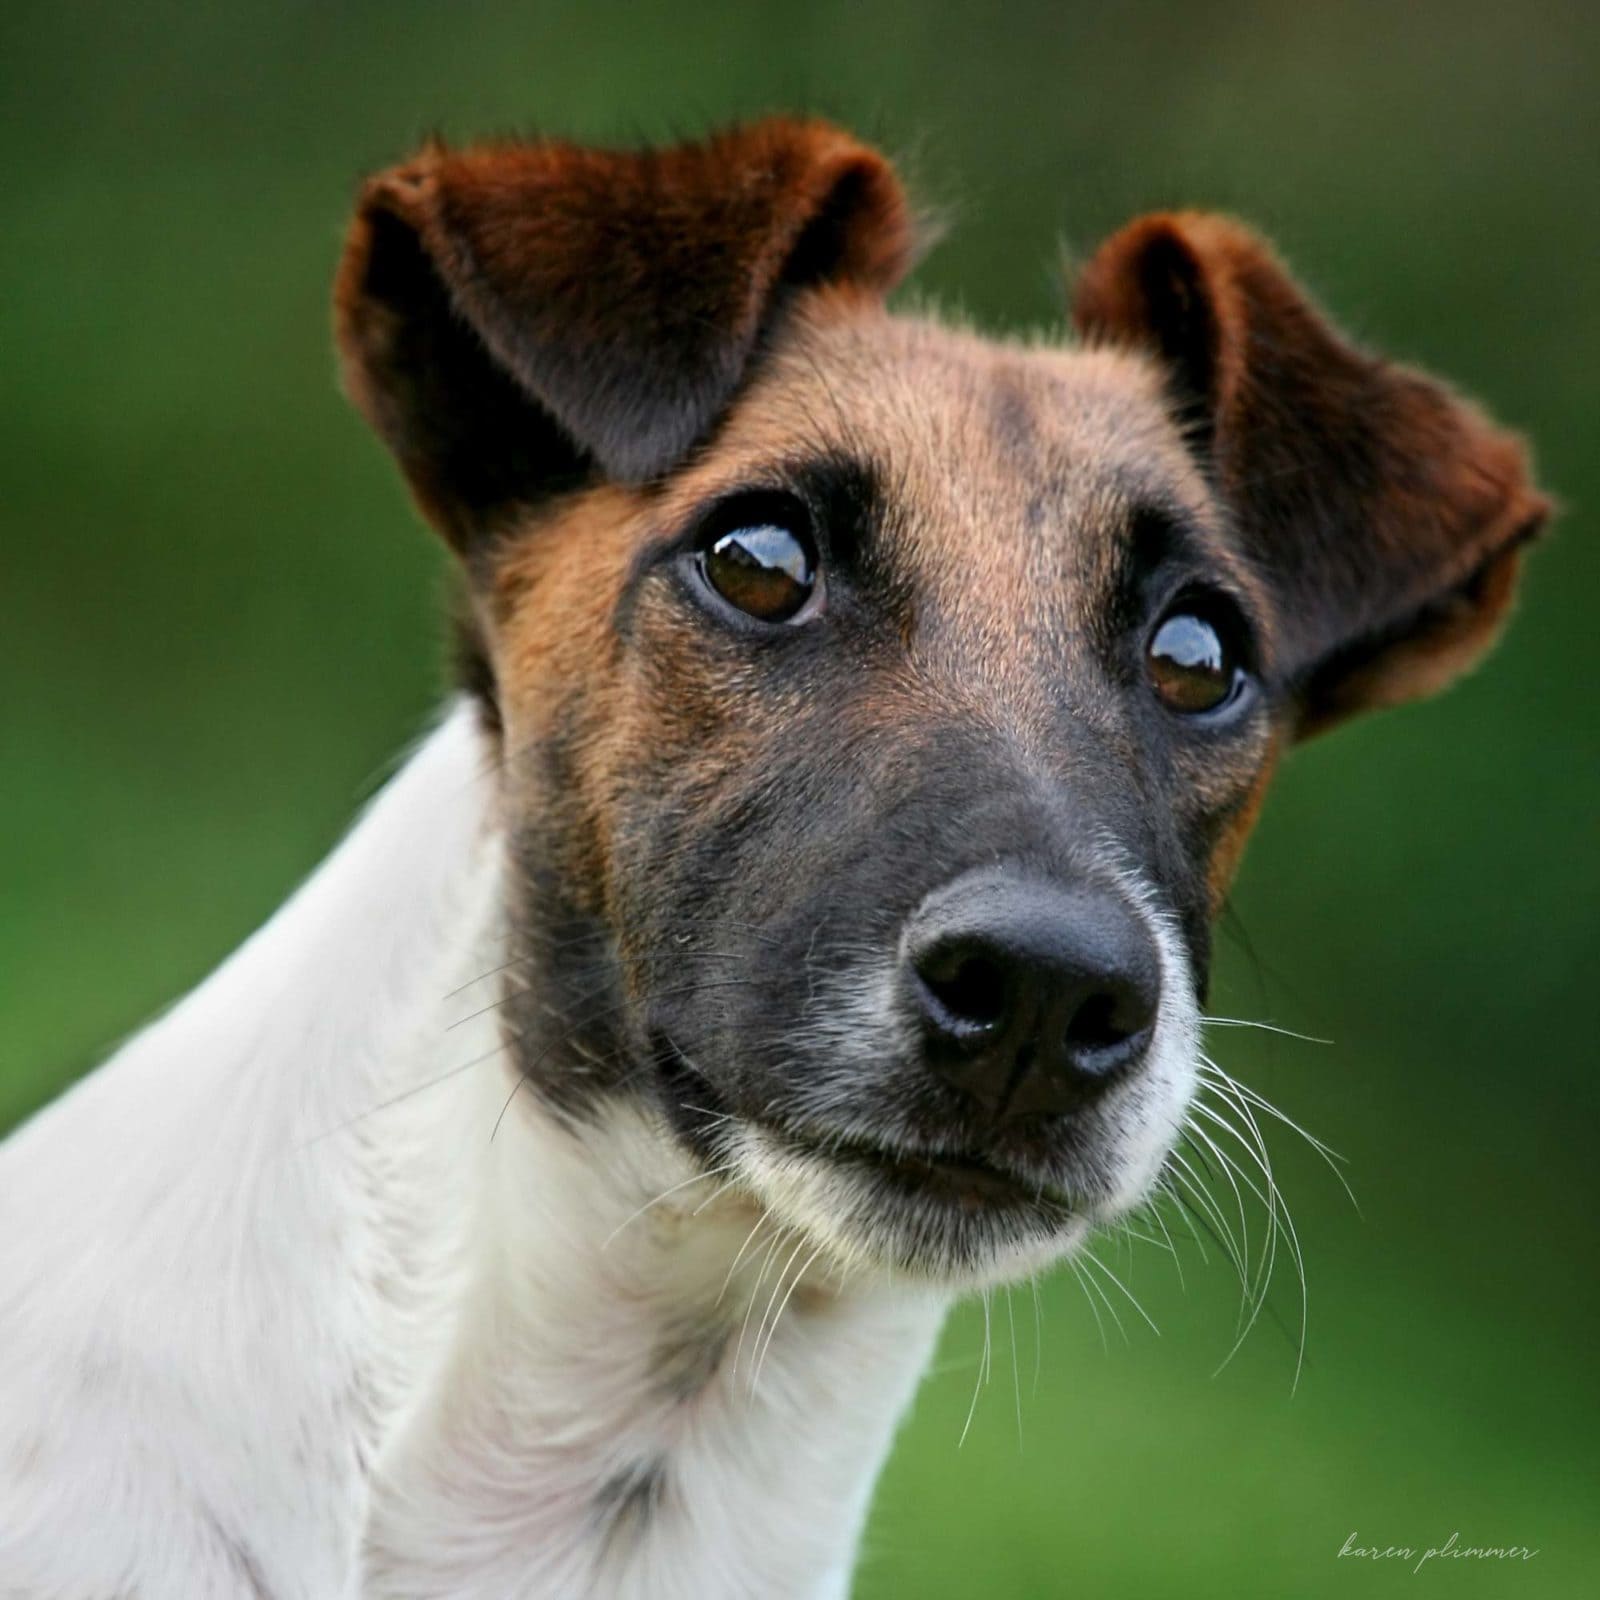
[[1073, 213, 1550, 738], [335, 120, 915, 551]]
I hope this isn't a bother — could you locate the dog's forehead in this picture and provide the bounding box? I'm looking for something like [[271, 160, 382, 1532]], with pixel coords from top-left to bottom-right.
[[695, 294, 1215, 586], [488, 294, 1234, 730]]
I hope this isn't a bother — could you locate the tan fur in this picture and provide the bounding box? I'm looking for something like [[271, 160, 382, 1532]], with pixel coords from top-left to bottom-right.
[[484, 292, 1281, 918]]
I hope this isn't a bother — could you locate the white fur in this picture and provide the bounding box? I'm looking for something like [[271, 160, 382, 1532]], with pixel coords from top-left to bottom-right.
[[0, 704, 948, 1599]]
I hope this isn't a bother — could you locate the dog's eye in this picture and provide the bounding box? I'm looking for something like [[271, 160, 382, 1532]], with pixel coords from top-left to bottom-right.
[[695, 494, 820, 625], [1147, 602, 1248, 716]]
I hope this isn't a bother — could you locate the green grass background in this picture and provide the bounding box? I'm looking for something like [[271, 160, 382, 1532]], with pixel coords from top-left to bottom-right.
[[3, 1, 1596, 1593]]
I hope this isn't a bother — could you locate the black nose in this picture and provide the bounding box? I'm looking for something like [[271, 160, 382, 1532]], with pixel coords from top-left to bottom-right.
[[904, 869, 1161, 1119]]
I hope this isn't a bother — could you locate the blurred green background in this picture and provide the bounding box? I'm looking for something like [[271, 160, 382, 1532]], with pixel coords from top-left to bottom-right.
[[3, 1, 1595, 1593]]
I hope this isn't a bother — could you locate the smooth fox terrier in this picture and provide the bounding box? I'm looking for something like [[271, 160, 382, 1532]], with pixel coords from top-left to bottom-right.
[[0, 119, 1548, 1598]]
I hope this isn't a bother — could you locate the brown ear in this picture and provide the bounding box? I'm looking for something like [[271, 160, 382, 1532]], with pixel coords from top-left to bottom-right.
[[1072, 213, 1551, 737], [335, 119, 916, 551]]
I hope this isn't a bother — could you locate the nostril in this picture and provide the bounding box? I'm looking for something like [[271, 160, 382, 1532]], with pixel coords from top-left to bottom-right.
[[1063, 984, 1155, 1075], [1065, 991, 1125, 1051], [915, 944, 1009, 1038]]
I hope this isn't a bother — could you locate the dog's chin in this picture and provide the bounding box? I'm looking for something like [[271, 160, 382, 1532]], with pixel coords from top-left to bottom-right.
[[651, 1034, 1192, 1287], [728, 1123, 1113, 1288]]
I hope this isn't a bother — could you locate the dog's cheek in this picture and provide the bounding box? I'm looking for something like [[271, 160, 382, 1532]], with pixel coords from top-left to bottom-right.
[[485, 494, 662, 904], [579, 640, 794, 1019], [1149, 705, 1279, 922], [601, 680, 879, 1080], [1202, 741, 1282, 911]]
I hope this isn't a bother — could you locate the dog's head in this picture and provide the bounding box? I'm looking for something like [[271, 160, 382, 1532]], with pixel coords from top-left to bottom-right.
[[336, 120, 1546, 1284]]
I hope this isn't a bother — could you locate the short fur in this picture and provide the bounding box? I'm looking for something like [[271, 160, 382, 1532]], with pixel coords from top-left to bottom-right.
[[0, 119, 1547, 1597]]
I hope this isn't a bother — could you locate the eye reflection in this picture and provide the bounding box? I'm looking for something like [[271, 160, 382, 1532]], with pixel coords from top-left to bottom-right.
[[1147, 610, 1238, 714], [698, 509, 819, 624]]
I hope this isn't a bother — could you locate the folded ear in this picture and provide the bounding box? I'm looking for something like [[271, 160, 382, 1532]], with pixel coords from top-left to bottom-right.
[[335, 119, 916, 551], [1073, 213, 1551, 738]]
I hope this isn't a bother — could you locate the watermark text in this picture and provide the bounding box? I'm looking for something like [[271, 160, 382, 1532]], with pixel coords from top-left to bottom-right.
[[1338, 1530, 1539, 1575]]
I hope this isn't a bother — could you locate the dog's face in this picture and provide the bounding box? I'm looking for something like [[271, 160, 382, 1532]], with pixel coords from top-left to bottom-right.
[[485, 318, 1236, 1281], [337, 121, 1545, 1283]]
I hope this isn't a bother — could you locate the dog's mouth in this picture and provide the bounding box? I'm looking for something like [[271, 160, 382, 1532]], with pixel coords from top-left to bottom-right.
[[777, 1128, 1077, 1218], [656, 1036, 1080, 1222]]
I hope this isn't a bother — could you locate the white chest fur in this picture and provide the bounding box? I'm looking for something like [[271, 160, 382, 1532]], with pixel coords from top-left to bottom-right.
[[0, 704, 946, 1599], [361, 1099, 945, 1600]]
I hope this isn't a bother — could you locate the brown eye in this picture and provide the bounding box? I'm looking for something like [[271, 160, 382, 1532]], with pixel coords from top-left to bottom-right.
[[697, 498, 819, 624], [1147, 607, 1244, 715]]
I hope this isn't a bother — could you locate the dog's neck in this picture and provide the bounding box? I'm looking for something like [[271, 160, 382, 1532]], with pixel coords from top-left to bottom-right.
[[17, 702, 943, 1597], [362, 1078, 945, 1600]]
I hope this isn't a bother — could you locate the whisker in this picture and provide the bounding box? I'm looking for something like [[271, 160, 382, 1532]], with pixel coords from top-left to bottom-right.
[[1166, 1184, 1224, 1265], [1154, 1175, 1210, 1265], [1076, 1254, 1128, 1343], [1201, 1014, 1333, 1046], [1187, 1115, 1275, 1336], [446, 983, 533, 1030], [717, 1210, 777, 1305], [294, 1029, 523, 1150], [443, 954, 533, 998], [733, 1229, 788, 1379], [1028, 1277, 1045, 1398], [1167, 1148, 1248, 1286], [1005, 1287, 1024, 1448], [1201, 1058, 1360, 1211], [680, 1103, 736, 1127], [751, 1242, 825, 1400], [1144, 1191, 1188, 1290], [1182, 1118, 1255, 1314], [1079, 1248, 1161, 1338], [958, 1290, 994, 1448], [690, 1175, 743, 1216], [1198, 1087, 1309, 1390], [444, 912, 765, 1002], [748, 1235, 810, 1399], [1068, 1258, 1110, 1353], [601, 1165, 739, 1250]]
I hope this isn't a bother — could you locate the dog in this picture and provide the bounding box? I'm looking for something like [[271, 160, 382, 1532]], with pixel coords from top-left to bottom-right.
[[0, 118, 1548, 1598]]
